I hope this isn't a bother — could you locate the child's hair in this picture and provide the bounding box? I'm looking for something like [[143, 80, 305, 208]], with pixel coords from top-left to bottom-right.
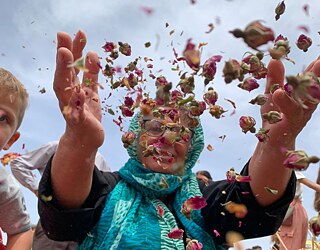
[[0, 68, 29, 130], [314, 168, 320, 211]]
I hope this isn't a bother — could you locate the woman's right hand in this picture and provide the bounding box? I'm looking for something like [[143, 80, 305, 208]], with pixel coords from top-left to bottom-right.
[[54, 31, 104, 150]]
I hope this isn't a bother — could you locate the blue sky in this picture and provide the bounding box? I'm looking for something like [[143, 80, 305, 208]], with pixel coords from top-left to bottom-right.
[[1, 0, 320, 248]]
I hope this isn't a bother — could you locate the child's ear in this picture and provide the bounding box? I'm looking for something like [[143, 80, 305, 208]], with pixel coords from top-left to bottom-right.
[[3, 132, 20, 150]]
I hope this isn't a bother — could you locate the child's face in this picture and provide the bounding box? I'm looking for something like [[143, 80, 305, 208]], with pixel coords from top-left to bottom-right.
[[0, 92, 21, 151]]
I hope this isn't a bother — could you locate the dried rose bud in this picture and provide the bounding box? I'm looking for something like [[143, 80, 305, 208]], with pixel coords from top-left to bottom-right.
[[238, 77, 259, 92], [203, 87, 218, 106], [239, 116, 256, 133], [242, 53, 263, 73], [183, 39, 200, 71], [283, 150, 320, 171], [124, 96, 134, 107], [209, 105, 227, 119], [118, 42, 132, 56], [171, 89, 184, 102], [181, 196, 207, 219], [125, 60, 138, 72], [178, 75, 195, 94], [309, 216, 320, 236], [252, 65, 268, 79], [103, 64, 115, 77], [275, 1, 286, 21], [120, 105, 134, 117], [155, 77, 172, 105], [128, 73, 138, 88], [157, 205, 164, 217], [159, 131, 177, 146], [201, 55, 222, 85], [179, 127, 193, 143], [102, 42, 116, 52], [255, 128, 270, 143], [186, 239, 203, 250], [168, 228, 184, 239], [269, 35, 290, 60], [249, 94, 268, 106], [296, 34, 312, 52], [262, 111, 282, 124], [109, 50, 119, 60], [189, 101, 206, 116], [226, 168, 237, 183], [121, 131, 136, 148], [230, 21, 275, 50], [222, 59, 242, 84], [286, 73, 320, 107]]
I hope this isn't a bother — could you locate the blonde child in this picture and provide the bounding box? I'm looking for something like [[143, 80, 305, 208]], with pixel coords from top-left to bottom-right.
[[0, 68, 33, 249]]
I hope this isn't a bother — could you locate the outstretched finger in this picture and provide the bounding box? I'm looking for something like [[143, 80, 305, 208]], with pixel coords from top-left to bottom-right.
[[72, 30, 87, 75], [82, 51, 101, 92], [261, 59, 285, 116], [265, 59, 285, 94], [310, 59, 320, 77], [57, 32, 73, 51], [304, 56, 320, 73], [54, 47, 76, 107]]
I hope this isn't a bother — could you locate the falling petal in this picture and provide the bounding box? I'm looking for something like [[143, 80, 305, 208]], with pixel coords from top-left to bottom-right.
[[205, 23, 215, 34], [207, 144, 214, 151], [68, 57, 89, 72], [264, 187, 279, 195], [168, 228, 184, 239]]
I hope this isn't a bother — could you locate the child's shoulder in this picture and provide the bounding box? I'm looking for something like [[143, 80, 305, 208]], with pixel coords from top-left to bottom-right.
[[0, 167, 21, 203]]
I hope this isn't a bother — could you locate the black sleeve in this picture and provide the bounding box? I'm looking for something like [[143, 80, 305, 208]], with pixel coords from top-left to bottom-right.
[[200, 162, 296, 246], [38, 156, 121, 243]]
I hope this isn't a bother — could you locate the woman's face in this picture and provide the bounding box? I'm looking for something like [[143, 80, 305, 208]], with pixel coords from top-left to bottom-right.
[[137, 115, 192, 175]]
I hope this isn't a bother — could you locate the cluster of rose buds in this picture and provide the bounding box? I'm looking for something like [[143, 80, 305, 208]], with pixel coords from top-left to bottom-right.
[[229, 20, 275, 50], [286, 73, 320, 108], [269, 35, 291, 60], [200, 55, 222, 85], [182, 39, 200, 71], [275, 1, 286, 21], [296, 34, 312, 52], [239, 116, 256, 133], [283, 149, 320, 171], [238, 77, 259, 92]]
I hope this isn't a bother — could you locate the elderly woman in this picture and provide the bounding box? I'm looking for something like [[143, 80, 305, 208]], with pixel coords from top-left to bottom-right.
[[38, 31, 320, 249]]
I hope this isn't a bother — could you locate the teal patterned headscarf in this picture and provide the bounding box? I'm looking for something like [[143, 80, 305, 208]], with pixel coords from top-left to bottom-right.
[[78, 114, 222, 250]]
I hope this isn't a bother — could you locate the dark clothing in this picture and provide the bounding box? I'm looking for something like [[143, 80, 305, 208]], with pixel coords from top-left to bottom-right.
[[38, 158, 296, 246]]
